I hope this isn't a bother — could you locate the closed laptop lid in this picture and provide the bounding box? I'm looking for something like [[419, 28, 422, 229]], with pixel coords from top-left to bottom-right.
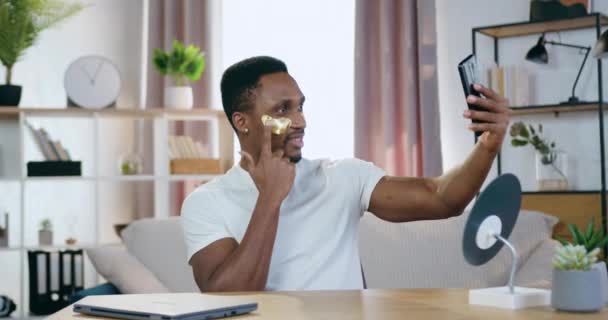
[[74, 293, 257, 318]]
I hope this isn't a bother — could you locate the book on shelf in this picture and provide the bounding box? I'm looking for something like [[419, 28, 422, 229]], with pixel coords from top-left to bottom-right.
[[168, 135, 220, 174], [486, 65, 534, 107], [54, 141, 70, 161], [25, 121, 72, 161], [26, 121, 58, 161], [168, 135, 208, 159]]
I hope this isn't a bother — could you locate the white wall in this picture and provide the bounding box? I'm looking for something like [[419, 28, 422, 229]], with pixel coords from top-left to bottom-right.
[[437, 0, 608, 191], [220, 0, 356, 160]]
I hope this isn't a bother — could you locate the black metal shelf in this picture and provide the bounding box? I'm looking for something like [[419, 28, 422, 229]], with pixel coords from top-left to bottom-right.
[[472, 13, 608, 251], [522, 190, 601, 195], [474, 13, 608, 39], [511, 101, 600, 115]]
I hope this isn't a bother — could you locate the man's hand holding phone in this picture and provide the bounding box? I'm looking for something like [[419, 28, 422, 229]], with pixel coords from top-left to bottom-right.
[[463, 83, 512, 153]]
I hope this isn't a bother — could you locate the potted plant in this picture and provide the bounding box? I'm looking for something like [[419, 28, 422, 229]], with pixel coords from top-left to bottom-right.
[[0, 0, 84, 106], [510, 122, 568, 191], [551, 241, 605, 312], [556, 220, 608, 306], [153, 40, 206, 110], [118, 151, 143, 175], [38, 218, 53, 246]]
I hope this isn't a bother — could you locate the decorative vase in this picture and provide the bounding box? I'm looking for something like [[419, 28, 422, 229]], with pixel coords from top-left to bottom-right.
[[0, 85, 22, 106], [594, 261, 608, 305], [164, 86, 193, 110], [551, 268, 604, 312], [38, 230, 53, 246], [536, 151, 568, 191], [118, 152, 143, 175]]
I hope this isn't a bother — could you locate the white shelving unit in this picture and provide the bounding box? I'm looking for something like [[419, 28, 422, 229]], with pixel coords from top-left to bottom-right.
[[0, 107, 234, 319]]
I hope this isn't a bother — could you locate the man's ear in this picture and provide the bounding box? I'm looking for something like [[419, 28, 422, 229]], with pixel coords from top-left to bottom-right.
[[232, 112, 250, 135]]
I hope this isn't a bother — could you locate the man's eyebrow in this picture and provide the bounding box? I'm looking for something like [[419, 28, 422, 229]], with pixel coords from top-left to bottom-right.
[[272, 96, 305, 108], [272, 99, 291, 108]]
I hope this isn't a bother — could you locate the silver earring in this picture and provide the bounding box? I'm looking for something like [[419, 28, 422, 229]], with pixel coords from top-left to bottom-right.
[[243, 128, 249, 134]]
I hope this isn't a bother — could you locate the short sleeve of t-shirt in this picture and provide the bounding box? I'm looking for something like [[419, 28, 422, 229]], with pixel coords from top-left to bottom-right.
[[336, 158, 386, 214], [180, 190, 231, 263]]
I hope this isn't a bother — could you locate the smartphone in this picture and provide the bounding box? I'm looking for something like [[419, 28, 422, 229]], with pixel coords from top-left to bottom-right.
[[457, 54, 484, 137]]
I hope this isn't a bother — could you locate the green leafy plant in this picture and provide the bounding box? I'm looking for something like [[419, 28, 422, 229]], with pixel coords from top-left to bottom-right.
[[153, 40, 206, 86], [39, 218, 52, 231], [0, 0, 85, 85], [557, 219, 608, 253], [553, 244, 600, 271], [121, 161, 135, 175], [509, 121, 566, 180]]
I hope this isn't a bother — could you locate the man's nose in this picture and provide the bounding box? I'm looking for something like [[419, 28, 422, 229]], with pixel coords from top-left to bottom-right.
[[290, 112, 306, 129]]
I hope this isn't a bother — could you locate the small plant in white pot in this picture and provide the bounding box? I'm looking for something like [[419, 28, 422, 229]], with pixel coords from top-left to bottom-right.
[[555, 221, 608, 307], [153, 40, 205, 110], [38, 218, 53, 246], [551, 220, 608, 312]]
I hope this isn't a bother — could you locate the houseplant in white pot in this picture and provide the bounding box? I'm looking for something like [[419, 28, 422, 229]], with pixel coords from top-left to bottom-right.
[[153, 40, 205, 110], [0, 0, 84, 106], [551, 220, 608, 312], [556, 220, 608, 306]]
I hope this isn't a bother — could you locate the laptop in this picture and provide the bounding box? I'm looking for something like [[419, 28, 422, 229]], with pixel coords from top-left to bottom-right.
[[73, 293, 258, 320]]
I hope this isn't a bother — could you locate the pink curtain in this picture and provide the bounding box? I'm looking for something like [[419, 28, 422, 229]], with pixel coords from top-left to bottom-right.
[[355, 0, 442, 177], [135, 0, 214, 217], [146, 0, 213, 111]]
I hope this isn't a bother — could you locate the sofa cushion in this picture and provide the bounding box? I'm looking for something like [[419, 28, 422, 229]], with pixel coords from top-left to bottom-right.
[[358, 210, 558, 289], [86, 245, 169, 294], [514, 238, 559, 289], [121, 217, 198, 292]]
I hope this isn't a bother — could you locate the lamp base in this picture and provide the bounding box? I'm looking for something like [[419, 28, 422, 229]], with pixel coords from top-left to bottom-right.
[[560, 96, 586, 105], [469, 286, 551, 309]]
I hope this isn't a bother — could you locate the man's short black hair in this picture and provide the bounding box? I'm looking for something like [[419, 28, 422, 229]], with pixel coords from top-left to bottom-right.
[[221, 56, 288, 131]]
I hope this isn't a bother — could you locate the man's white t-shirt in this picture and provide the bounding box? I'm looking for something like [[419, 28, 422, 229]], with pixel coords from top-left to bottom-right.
[[181, 158, 386, 291]]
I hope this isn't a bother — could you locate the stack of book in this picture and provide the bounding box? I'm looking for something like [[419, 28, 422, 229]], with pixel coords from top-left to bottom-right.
[[168, 135, 207, 160], [486, 66, 534, 107], [168, 136, 221, 174], [26, 121, 72, 161]]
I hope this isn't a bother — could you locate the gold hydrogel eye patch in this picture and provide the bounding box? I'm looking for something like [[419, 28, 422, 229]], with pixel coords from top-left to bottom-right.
[[261, 115, 291, 135]]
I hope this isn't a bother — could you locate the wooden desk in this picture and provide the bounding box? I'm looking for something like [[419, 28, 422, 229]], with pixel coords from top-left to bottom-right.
[[49, 289, 606, 319]]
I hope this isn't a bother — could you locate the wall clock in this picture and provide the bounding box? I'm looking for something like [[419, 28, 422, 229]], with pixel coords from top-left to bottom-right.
[[64, 56, 121, 109]]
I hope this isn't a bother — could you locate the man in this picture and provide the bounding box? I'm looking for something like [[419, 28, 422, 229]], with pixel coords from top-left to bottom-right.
[[181, 56, 510, 292]]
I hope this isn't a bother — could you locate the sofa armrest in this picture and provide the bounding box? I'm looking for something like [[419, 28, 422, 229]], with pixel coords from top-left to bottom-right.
[[69, 283, 121, 304], [514, 239, 558, 289], [87, 245, 170, 294]]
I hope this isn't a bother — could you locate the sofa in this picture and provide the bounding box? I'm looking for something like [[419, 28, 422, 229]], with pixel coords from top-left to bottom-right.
[[83, 210, 558, 296]]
